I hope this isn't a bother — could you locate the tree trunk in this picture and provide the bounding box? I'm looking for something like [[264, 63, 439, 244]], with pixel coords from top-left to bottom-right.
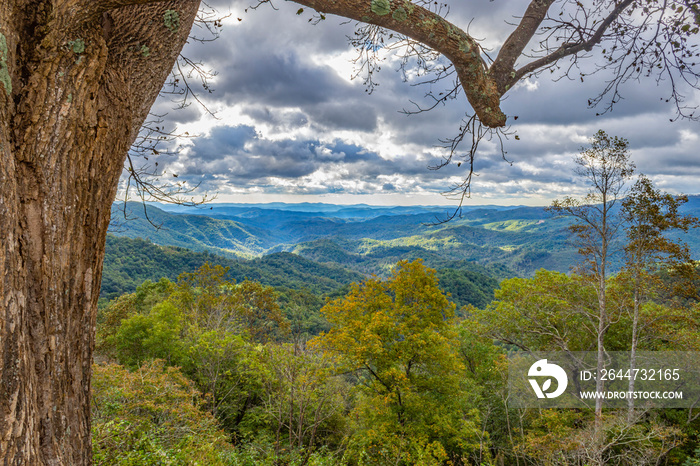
[[593, 201, 610, 466], [0, 1, 199, 463], [592, 284, 607, 466], [594, 219, 608, 428], [627, 274, 640, 420]]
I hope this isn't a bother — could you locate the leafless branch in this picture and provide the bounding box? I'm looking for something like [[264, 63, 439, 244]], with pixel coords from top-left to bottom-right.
[[426, 115, 514, 225]]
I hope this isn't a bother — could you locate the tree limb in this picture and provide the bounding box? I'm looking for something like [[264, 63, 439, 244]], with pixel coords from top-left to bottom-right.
[[490, 0, 557, 94], [509, 0, 635, 86], [293, 0, 506, 127]]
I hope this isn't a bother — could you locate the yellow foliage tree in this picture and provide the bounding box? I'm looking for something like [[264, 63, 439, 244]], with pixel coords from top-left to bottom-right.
[[312, 260, 481, 465]]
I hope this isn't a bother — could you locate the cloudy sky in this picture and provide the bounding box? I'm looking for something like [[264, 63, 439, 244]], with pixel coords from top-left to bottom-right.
[[134, 0, 700, 207]]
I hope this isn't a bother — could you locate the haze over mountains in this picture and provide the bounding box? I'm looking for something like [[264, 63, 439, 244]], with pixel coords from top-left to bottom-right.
[[110, 198, 700, 271], [109, 201, 573, 270], [103, 197, 700, 301]]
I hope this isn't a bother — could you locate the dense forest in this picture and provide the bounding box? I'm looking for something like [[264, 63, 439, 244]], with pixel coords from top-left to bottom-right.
[[93, 136, 700, 465], [96, 248, 700, 462], [94, 257, 700, 465], [108, 194, 700, 279], [101, 234, 506, 311]]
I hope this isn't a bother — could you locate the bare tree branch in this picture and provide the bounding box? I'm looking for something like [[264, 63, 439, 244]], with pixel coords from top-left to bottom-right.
[[510, 0, 636, 86], [491, 0, 557, 93]]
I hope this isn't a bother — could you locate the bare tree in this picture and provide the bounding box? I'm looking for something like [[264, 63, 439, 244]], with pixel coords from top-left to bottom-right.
[[573, 411, 683, 466], [549, 130, 635, 459]]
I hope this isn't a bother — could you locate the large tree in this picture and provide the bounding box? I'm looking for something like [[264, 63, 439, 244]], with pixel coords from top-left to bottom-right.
[[549, 130, 635, 436], [0, 0, 698, 463], [312, 260, 475, 464], [619, 175, 697, 417], [0, 1, 201, 463]]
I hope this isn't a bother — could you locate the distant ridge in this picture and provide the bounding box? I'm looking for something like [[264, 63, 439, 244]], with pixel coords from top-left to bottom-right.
[[101, 235, 364, 301], [102, 234, 505, 310], [109, 197, 700, 277]]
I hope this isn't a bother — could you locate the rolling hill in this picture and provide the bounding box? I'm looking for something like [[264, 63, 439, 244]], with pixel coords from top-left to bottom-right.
[[108, 197, 700, 279], [110, 202, 575, 274], [101, 234, 505, 310]]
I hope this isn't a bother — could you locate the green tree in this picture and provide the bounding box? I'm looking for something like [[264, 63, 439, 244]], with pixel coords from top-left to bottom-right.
[[470, 270, 598, 353], [181, 329, 259, 434], [110, 301, 184, 369], [97, 278, 176, 359], [103, 289, 263, 437], [619, 175, 698, 415], [455, 322, 510, 464], [280, 288, 330, 346], [685, 449, 700, 466], [91, 360, 233, 465], [312, 260, 480, 465], [173, 263, 290, 343], [101, 265, 277, 435], [4, 0, 699, 460]]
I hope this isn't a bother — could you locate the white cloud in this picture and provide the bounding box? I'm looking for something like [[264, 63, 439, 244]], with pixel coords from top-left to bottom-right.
[[129, 0, 700, 207]]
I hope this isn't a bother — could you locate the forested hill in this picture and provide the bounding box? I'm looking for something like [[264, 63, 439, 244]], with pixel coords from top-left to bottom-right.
[[109, 201, 576, 274], [99, 199, 700, 464], [101, 235, 364, 301], [102, 234, 504, 310], [109, 198, 700, 277]]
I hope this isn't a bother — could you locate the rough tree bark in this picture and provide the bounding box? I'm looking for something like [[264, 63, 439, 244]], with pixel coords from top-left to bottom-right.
[[0, 0, 509, 462], [0, 1, 199, 463]]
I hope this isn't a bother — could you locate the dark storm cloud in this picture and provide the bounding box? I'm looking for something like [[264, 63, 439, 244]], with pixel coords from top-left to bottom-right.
[[185, 1, 356, 61], [176, 7, 388, 134], [310, 102, 378, 132], [242, 106, 309, 129], [189, 125, 258, 161], [180, 126, 378, 181], [501, 74, 671, 126], [327, 140, 445, 177], [187, 135, 322, 179], [176, 1, 470, 135], [218, 52, 348, 107], [180, 1, 363, 105]]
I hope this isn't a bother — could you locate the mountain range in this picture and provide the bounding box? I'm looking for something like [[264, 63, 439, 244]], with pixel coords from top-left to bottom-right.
[[109, 201, 578, 271], [103, 197, 700, 302]]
